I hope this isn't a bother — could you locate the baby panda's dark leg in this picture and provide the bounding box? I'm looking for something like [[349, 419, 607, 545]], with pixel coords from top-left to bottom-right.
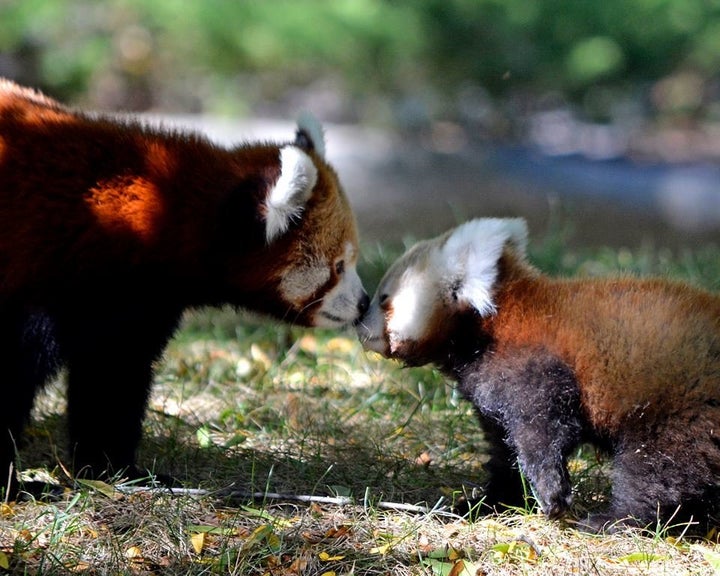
[[462, 348, 584, 518], [474, 412, 526, 510], [585, 409, 720, 533], [0, 309, 63, 499], [56, 301, 181, 480]]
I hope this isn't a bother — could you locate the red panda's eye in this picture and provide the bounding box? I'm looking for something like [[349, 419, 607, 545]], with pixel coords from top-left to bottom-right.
[[335, 260, 345, 275]]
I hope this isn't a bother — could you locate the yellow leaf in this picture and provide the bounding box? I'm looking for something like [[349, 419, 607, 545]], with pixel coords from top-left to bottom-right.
[[188, 524, 238, 536], [0, 503, 13, 517], [370, 543, 391, 555], [319, 572, 336, 576], [318, 551, 345, 561], [125, 546, 142, 560], [196, 426, 213, 448], [616, 552, 667, 563], [191, 532, 205, 554], [266, 531, 282, 553], [449, 560, 477, 576], [326, 337, 354, 353], [240, 506, 294, 527], [421, 558, 478, 576], [0, 550, 9, 569], [75, 478, 117, 499]]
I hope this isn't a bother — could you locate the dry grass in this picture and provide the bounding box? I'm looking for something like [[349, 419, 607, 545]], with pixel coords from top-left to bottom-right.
[[2, 241, 720, 575]]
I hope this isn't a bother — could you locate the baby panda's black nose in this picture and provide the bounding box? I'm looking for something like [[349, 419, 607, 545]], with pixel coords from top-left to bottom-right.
[[355, 292, 370, 325]]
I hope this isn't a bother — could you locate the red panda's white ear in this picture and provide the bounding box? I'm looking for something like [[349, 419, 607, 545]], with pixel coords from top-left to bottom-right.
[[440, 218, 528, 316], [294, 113, 326, 159], [265, 146, 318, 243]]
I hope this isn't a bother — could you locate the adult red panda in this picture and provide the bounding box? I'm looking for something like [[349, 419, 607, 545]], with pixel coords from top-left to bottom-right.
[[357, 217, 720, 531], [0, 78, 369, 498]]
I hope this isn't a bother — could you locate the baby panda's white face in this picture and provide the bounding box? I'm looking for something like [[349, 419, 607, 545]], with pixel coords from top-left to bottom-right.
[[357, 238, 444, 359], [356, 218, 528, 364]]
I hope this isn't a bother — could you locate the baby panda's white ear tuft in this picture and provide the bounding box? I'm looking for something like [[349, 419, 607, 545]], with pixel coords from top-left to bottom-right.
[[265, 146, 318, 243], [294, 112, 326, 159], [439, 218, 528, 316]]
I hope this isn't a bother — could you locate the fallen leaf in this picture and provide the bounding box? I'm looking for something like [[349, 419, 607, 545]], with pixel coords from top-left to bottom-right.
[[616, 552, 667, 564], [75, 478, 116, 499], [416, 451, 433, 467], [188, 524, 238, 536], [196, 426, 213, 448], [318, 551, 345, 561], [0, 551, 9, 569], [449, 559, 479, 576], [324, 525, 351, 539], [191, 531, 205, 554], [490, 539, 538, 564], [422, 558, 478, 576], [240, 505, 295, 527], [288, 554, 310, 572], [245, 524, 282, 553], [370, 543, 391, 555]]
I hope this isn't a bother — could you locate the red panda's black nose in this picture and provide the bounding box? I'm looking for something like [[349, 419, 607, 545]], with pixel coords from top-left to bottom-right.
[[355, 292, 370, 324]]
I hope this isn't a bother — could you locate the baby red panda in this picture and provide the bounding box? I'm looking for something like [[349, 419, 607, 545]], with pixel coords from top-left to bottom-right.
[[0, 78, 368, 498], [357, 217, 720, 531]]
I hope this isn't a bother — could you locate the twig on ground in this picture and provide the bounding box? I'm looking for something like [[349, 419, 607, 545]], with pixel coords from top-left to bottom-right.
[[114, 483, 463, 518]]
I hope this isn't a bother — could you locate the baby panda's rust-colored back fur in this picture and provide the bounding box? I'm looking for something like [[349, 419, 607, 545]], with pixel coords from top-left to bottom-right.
[[0, 79, 368, 499], [358, 217, 720, 531]]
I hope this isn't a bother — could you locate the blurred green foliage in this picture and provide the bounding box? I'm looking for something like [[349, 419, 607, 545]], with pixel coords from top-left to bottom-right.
[[1, 0, 720, 124]]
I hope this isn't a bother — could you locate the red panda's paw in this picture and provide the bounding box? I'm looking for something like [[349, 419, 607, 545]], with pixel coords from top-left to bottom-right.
[[538, 494, 573, 520], [530, 473, 573, 520]]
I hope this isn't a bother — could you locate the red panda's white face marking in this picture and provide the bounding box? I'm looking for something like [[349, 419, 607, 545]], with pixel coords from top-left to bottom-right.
[[265, 146, 318, 243], [259, 118, 368, 328], [357, 218, 528, 359]]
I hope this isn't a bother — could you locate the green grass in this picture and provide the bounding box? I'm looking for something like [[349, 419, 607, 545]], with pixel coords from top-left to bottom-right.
[[1, 239, 720, 575]]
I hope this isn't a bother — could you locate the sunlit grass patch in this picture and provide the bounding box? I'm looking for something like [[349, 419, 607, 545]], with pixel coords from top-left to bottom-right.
[[3, 239, 720, 574]]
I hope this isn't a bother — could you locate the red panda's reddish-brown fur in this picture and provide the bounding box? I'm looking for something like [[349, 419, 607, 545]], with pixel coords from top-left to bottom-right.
[[0, 79, 368, 498], [358, 218, 720, 532], [488, 254, 720, 433], [0, 81, 354, 306]]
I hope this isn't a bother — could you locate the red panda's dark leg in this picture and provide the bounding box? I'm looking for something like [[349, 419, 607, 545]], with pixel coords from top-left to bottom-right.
[[461, 349, 584, 519], [585, 413, 720, 532], [0, 309, 63, 499], [57, 303, 181, 481], [474, 413, 527, 511]]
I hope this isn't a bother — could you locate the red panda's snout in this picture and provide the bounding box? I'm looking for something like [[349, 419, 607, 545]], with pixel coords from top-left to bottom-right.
[[356, 247, 442, 359], [312, 259, 369, 328], [274, 239, 369, 329], [356, 291, 391, 356]]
